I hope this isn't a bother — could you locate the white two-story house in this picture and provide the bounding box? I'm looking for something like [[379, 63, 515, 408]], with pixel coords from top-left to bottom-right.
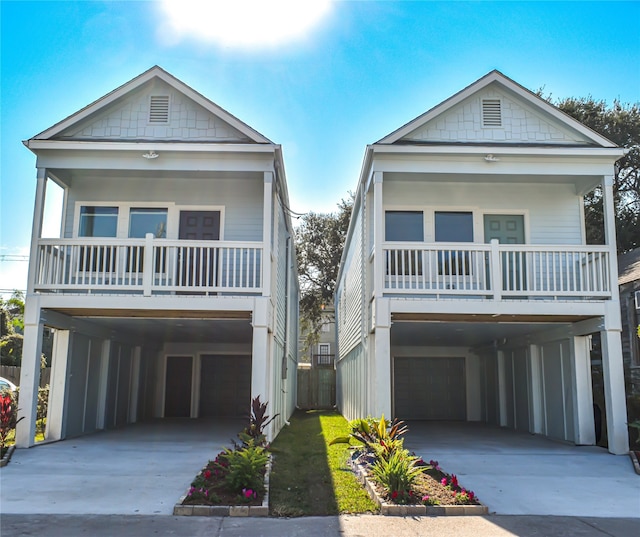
[[17, 66, 298, 447], [335, 71, 629, 455]]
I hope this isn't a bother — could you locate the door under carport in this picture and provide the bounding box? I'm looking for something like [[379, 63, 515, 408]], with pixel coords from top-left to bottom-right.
[[394, 357, 466, 420], [199, 355, 251, 417]]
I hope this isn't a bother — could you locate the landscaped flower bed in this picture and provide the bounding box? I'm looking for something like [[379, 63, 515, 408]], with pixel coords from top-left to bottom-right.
[[333, 416, 488, 515], [174, 397, 273, 517]]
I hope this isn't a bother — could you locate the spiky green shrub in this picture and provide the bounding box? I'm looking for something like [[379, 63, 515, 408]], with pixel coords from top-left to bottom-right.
[[370, 448, 423, 501], [222, 444, 268, 494]]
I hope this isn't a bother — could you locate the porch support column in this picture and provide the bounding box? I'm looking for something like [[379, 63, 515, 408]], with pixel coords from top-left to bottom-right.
[[372, 172, 384, 298], [96, 340, 111, 430], [129, 346, 141, 423], [600, 327, 629, 454], [262, 172, 273, 298], [252, 298, 272, 435], [371, 298, 391, 418], [497, 351, 508, 427], [602, 174, 623, 308], [571, 336, 596, 445], [528, 344, 544, 435], [16, 297, 44, 448], [27, 168, 47, 294], [45, 329, 71, 442]]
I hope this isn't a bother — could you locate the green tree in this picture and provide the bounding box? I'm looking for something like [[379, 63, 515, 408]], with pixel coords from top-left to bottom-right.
[[1, 291, 25, 366], [296, 195, 353, 352], [549, 96, 640, 253]]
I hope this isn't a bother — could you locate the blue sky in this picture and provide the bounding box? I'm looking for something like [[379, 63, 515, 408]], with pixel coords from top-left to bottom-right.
[[1, 0, 639, 294]]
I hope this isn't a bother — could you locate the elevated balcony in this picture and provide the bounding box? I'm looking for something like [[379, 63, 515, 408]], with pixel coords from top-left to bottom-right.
[[380, 240, 611, 300], [33, 234, 263, 296]]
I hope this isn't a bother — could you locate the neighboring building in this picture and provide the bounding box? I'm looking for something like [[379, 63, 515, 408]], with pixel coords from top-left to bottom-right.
[[298, 304, 336, 368], [618, 248, 640, 393], [17, 66, 298, 446], [335, 70, 629, 454]]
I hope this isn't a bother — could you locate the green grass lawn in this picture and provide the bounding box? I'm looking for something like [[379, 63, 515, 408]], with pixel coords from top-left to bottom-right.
[[269, 410, 378, 516]]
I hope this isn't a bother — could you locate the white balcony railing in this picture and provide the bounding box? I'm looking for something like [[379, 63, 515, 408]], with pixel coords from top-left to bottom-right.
[[34, 235, 263, 295], [382, 241, 611, 299]]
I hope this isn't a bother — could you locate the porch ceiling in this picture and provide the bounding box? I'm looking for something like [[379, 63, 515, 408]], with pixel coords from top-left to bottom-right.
[[390, 318, 572, 347], [64, 316, 253, 344]]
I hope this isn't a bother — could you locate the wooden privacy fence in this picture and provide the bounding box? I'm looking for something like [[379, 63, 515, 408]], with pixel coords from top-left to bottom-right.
[[0, 366, 51, 387], [297, 367, 336, 410]]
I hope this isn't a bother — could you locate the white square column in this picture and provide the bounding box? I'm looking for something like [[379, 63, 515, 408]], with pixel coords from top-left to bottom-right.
[[571, 336, 596, 445], [371, 298, 391, 418], [16, 298, 44, 448], [600, 328, 629, 454], [45, 329, 71, 442]]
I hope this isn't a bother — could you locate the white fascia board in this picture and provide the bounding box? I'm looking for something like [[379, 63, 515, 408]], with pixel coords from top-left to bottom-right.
[[24, 140, 276, 154], [37, 294, 257, 313], [388, 297, 608, 318], [371, 144, 626, 159]]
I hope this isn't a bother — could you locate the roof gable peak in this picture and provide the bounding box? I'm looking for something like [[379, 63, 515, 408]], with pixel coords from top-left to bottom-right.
[[377, 71, 617, 148], [30, 66, 272, 144]]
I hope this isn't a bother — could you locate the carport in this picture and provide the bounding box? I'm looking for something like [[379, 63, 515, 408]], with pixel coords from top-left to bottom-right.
[[390, 317, 599, 447], [40, 310, 255, 442]]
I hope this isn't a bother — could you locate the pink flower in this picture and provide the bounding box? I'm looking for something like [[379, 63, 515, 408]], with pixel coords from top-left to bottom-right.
[[441, 477, 448, 486], [391, 490, 399, 499], [422, 495, 429, 502], [203, 470, 212, 479], [244, 489, 254, 498]]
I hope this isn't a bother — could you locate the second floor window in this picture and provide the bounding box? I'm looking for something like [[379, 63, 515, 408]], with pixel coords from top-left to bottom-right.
[[385, 211, 424, 241], [79, 206, 118, 237], [129, 208, 168, 238]]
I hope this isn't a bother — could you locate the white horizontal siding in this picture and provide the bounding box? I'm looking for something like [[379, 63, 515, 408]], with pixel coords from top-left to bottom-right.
[[383, 181, 582, 245], [337, 207, 365, 359], [336, 343, 367, 421], [402, 86, 591, 145], [59, 80, 251, 142], [64, 176, 263, 241]]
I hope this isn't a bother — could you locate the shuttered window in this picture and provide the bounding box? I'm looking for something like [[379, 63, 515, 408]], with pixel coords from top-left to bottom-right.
[[482, 98, 502, 127], [149, 95, 170, 123]]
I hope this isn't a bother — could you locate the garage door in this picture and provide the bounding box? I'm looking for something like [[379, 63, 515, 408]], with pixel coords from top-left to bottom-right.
[[394, 357, 466, 420], [200, 355, 251, 417]]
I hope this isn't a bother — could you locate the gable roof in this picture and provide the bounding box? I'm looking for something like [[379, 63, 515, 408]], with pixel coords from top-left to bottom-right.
[[31, 66, 272, 144], [619, 248, 640, 286], [377, 70, 617, 148]]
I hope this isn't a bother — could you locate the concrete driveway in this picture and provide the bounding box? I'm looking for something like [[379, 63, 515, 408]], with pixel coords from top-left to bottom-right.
[[404, 421, 640, 517], [2, 418, 639, 519], [0, 418, 242, 515]]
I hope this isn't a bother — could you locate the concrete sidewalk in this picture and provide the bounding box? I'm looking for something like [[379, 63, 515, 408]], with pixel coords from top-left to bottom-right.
[[1, 514, 637, 537]]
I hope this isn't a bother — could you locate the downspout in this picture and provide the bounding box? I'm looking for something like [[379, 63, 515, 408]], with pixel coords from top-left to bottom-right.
[[281, 234, 291, 426]]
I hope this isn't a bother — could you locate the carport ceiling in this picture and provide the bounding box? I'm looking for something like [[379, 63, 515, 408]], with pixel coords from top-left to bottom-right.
[[390, 320, 566, 347], [76, 317, 253, 344]]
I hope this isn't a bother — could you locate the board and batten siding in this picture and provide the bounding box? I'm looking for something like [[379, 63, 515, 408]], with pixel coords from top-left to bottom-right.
[[64, 176, 264, 241], [58, 80, 252, 143], [382, 181, 583, 245], [402, 87, 592, 145]]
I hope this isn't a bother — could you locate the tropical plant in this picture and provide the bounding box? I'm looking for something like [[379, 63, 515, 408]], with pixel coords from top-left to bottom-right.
[[221, 444, 269, 494], [369, 448, 423, 502], [330, 415, 408, 455], [236, 396, 278, 448], [0, 391, 23, 456]]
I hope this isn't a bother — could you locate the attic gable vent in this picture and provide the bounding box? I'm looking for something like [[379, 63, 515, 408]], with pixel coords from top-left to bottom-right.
[[482, 98, 502, 127], [149, 95, 170, 123]]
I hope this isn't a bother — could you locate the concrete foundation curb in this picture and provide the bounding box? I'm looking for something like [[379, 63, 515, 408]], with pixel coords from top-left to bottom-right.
[[349, 457, 489, 516], [173, 456, 270, 517], [0, 445, 16, 468]]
